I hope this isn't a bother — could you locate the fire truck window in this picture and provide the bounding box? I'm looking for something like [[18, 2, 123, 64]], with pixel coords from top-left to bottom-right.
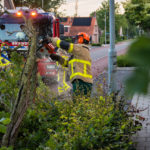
[[0, 24, 28, 42]]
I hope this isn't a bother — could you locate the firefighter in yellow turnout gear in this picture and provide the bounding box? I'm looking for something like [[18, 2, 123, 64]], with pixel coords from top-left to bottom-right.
[[50, 32, 93, 99]]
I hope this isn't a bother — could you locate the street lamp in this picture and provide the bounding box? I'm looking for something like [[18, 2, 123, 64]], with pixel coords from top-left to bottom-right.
[[108, 0, 117, 93]]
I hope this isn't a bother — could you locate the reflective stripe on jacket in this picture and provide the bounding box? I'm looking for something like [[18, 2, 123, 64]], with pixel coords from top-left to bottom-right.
[[57, 55, 71, 94], [52, 37, 93, 84], [0, 56, 10, 68], [69, 59, 92, 80]]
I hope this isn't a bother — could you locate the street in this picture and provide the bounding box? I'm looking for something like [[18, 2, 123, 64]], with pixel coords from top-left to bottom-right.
[[90, 41, 131, 78]]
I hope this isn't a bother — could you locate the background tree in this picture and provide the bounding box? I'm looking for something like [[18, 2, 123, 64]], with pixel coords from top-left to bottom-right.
[[124, 0, 150, 33], [90, 0, 109, 42], [90, 0, 136, 43], [123, 0, 150, 95], [13, 0, 65, 13]]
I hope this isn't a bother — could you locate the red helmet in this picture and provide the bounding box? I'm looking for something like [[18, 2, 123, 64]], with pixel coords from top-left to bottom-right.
[[77, 32, 90, 44]]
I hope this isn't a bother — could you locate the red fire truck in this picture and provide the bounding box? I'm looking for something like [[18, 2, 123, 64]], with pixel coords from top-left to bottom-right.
[[0, 7, 64, 82]]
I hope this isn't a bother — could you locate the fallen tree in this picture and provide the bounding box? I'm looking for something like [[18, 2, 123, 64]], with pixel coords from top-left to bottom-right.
[[1, 18, 38, 146]]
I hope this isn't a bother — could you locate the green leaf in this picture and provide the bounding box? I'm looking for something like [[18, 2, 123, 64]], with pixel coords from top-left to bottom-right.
[[0, 146, 13, 150], [0, 124, 6, 134], [0, 117, 11, 125]]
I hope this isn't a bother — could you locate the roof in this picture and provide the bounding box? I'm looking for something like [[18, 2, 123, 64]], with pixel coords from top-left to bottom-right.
[[60, 17, 98, 37], [69, 17, 97, 36], [72, 17, 92, 26], [60, 17, 73, 26], [59, 17, 68, 22]]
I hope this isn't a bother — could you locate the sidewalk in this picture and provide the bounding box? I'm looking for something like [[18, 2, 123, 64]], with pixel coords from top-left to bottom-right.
[[132, 94, 150, 150]]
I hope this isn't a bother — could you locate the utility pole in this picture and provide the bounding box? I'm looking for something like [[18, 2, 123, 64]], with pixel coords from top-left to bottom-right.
[[108, 0, 116, 93], [75, 0, 78, 17], [105, 9, 107, 46]]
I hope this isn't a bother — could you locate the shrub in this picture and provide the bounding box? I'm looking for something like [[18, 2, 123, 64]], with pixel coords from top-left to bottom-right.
[[100, 36, 105, 45], [0, 52, 24, 148], [14, 80, 60, 149], [13, 91, 140, 150], [117, 54, 136, 67], [0, 52, 24, 112], [43, 97, 139, 150], [91, 43, 101, 46]]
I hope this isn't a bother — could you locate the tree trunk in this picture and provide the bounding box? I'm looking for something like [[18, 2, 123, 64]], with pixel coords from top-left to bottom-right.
[[1, 30, 38, 146]]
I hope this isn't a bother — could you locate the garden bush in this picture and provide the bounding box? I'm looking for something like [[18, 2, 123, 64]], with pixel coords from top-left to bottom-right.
[[117, 54, 136, 67], [100, 36, 105, 45], [91, 43, 101, 46], [0, 52, 24, 112], [0, 52, 141, 150], [13, 92, 140, 150]]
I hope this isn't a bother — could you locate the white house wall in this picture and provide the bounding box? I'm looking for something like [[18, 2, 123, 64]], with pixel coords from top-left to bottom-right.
[[92, 19, 99, 44]]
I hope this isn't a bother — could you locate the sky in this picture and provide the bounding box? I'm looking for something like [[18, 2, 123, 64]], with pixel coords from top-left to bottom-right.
[[58, 0, 127, 17]]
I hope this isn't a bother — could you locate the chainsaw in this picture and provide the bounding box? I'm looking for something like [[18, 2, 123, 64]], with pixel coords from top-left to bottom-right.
[[36, 38, 58, 58]]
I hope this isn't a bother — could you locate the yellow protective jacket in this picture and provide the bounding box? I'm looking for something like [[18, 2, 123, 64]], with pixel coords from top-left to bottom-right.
[[52, 37, 93, 84]]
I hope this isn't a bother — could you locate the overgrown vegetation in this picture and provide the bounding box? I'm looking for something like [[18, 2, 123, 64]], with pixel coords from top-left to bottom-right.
[[117, 54, 136, 67], [0, 52, 24, 147], [0, 52, 24, 113], [91, 43, 101, 46], [126, 36, 150, 95], [0, 52, 141, 149], [14, 95, 140, 150]]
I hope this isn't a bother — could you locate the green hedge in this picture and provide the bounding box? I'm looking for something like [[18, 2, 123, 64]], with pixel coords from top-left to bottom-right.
[[91, 43, 101, 46], [117, 54, 136, 67]]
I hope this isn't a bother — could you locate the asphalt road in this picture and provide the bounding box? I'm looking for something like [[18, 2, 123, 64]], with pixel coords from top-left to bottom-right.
[[90, 41, 131, 78]]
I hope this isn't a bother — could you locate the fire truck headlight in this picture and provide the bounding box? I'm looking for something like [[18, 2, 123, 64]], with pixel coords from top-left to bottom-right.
[[30, 11, 37, 17], [16, 11, 22, 17]]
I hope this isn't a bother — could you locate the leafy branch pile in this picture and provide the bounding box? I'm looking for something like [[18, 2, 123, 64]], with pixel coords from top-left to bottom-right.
[[0, 53, 140, 149]]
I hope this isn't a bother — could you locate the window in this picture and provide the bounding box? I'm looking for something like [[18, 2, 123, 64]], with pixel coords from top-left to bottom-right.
[[64, 27, 68, 32], [95, 25, 97, 32], [0, 24, 28, 42]]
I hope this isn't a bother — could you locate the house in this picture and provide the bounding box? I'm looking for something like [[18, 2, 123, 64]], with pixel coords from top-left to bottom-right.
[[0, 0, 15, 10], [60, 17, 100, 44]]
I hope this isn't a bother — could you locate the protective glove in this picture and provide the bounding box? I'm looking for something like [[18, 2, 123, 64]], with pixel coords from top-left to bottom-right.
[[47, 36, 53, 43], [50, 53, 60, 61], [39, 36, 52, 45]]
